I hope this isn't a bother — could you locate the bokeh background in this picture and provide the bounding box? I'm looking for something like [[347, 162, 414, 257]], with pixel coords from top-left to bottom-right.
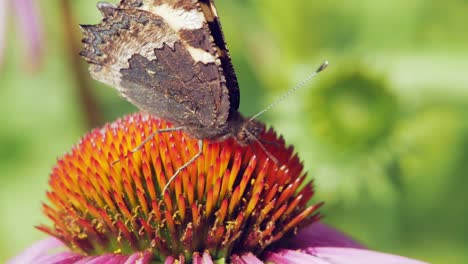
[[1, 0, 467, 263]]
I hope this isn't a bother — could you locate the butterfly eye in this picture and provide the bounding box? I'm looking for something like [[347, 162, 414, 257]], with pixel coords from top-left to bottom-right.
[[236, 130, 247, 141]]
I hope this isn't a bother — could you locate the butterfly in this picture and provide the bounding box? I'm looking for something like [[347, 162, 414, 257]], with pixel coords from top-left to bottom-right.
[[80, 0, 327, 191], [79, 0, 271, 192], [80, 0, 263, 147]]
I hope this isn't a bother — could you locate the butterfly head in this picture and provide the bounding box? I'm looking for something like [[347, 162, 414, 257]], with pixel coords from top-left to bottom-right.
[[233, 119, 280, 165], [233, 119, 263, 146]]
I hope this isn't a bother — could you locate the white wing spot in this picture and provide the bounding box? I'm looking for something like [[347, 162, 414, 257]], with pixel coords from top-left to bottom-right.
[[143, 4, 205, 32], [186, 46, 216, 64]]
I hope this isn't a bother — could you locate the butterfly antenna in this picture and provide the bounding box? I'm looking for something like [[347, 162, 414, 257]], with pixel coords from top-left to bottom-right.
[[243, 128, 279, 165], [248, 60, 328, 122]]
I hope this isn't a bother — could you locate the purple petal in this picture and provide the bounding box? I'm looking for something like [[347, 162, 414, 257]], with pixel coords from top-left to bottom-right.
[[286, 222, 364, 249], [0, 0, 8, 67], [8, 236, 153, 264], [164, 256, 186, 264], [36, 252, 83, 264], [164, 256, 176, 264], [73, 254, 129, 264], [264, 250, 317, 264], [124, 251, 152, 264], [231, 252, 264, 264], [193, 251, 214, 264], [265, 250, 328, 264], [265, 248, 429, 264], [57, 251, 152, 264], [309, 247, 429, 264], [193, 253, 202, 264], [7, 237, 76, 264], [201, 251, 214, 264], [12, 0, 44, 69]]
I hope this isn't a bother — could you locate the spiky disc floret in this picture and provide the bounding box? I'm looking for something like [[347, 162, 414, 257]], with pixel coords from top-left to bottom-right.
[[37, 113, 322, 262]]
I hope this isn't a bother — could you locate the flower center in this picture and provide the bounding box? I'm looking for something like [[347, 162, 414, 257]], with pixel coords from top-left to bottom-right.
[[37, 113, 322, 262]]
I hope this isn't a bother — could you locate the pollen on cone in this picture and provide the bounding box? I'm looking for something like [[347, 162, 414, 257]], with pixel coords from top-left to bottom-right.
[[37, 113, 322, 262]]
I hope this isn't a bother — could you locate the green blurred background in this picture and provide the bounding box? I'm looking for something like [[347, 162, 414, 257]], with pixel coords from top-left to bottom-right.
[[1, 0, 467, 263]]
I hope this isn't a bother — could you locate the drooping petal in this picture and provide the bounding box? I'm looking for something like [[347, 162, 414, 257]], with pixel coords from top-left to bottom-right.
[[7, 236, 153, 264], [12, 0, 44, 69], [286, 222, 364, 249], [73, 254, 125, 264], [231, 252, 263, 264], [164, 256, 176, 264], [7, 237, 79, 264], [193, 251, 214, 264], [265, 248, 429, 264], [310, 247, 429, 264], [201, 251, 214, 264], [73, 252, 152, 264], [124, 251, 153, 264], [35, 253, 83, 264], [265, 249, 327, 264], [41, 251, 152, 264], [0, 0, 7, 67]]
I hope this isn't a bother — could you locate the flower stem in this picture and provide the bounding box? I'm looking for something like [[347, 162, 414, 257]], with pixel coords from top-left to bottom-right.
[[58, 0, 103, 129]]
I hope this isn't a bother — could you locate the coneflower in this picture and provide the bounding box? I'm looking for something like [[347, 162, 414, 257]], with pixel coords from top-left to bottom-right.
[[8, 113, 427, 264]]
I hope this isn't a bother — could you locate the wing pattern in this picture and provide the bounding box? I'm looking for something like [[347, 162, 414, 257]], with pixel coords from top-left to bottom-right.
[[81, 0, 237, 131]]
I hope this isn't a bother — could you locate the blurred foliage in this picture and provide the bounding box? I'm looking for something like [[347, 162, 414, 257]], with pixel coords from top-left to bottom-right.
[[308, 66, 398, 150], [1, 0, 468, 263]]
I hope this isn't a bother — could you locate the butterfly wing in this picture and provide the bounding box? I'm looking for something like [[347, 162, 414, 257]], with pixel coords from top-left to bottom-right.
[[81, 0, 239, 130], [197, 0, 240, 115]]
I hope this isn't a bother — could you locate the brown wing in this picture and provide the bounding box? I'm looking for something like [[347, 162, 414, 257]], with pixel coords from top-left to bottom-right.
[[198, 0, 240, 116], [80, 1, 233, 129]]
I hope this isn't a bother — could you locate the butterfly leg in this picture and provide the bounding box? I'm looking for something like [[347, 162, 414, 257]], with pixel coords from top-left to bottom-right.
[[112, 126, 184, 165], [162, 139, 203, 195]]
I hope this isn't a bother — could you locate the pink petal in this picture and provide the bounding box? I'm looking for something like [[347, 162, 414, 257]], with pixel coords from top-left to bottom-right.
[[265, 250, 328, 264], [0, 0, 8, 67], [124, 251, 152, 264], [164, 255, 185, 264], [306, 247, 429, 264], [231, 252, 263, 264], [7, 237, 76, 264], [73, 254, 129, 264], [8, 236, 153, 264], [12, 0, 44, 69], [164, 256, 176, 264], [193, 251, 214, 264], [201, 251, 214, 264], [67, 251, 152, 264], [286, 222, 364, 249], [193, 253, 202, 264], [36, 252, 83, 264], [265, 248, 429, 264]]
